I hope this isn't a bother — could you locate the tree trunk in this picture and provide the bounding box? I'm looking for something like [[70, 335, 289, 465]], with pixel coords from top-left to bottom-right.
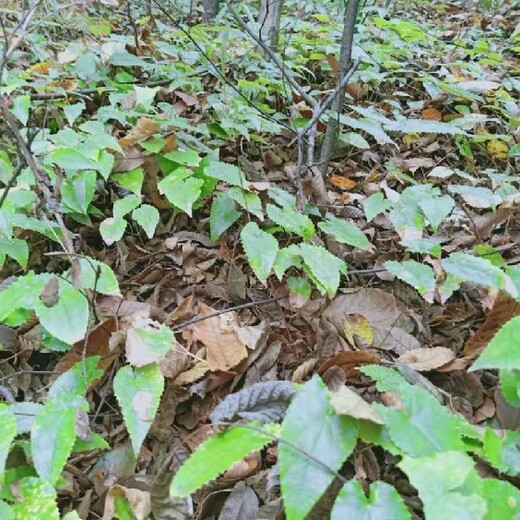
[[202, 0, 221, 21], [259, 0, 284, 52], [318, 0, 361, 177]]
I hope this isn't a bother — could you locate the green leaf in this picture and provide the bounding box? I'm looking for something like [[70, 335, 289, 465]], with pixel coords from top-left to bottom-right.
[[399, 452, 487, 520], [362, 365, 465, 456], [400, 237, 442, 256], [163, 150, 200, 166], [170, 423, 276, 497], [113, 194, 142, 218], [318, 215, 369, 249], [204, 161, 247, 187], [31, 401, 83, 486], [34, 282, 89, 345], [338, 132, 370, 149], [0, 237, 29, 268], [509, 143, 520, 157], [113, 363, 164, 455], [482, 428, 520, 476], [158, 175, 203, 216], [287, 277, 311, 299], [273, 245, 302, 280], [11, 477, 59, 520], [384, 260, 435, 298], [267, 204, 315, 240], [499, 369, 520, 407], [443, 253, 505, 290], [49, 148, 98, 170], [10, 95, 31, 125], [109, 51, 148, 67], [100, 217, 127, 246], [62, 101, 85, 126], [61, 170, 96, 214], [9, 402, 42, 434], [112, 168, 144, 195], [384, 118, 465, 135], [470, 316, 520, 371], [75, 257, 120, 296], [299, 244, 346, 297], [73, 433, 110, 452], [227, 187, 264, 219], [364, 193, 392, 222], [132, 204, 159, 239], [0, 272, 48, 321], [419, 195, 454, 231], [482, 479, 520, 520], [48, 357, 102, 403], [0, 500, 13, 520], [0, 404, 17, 475], [126, 322, 175, 367], [331, 480, 411, 520], [279, 376, 357, 520], [210, 192, 241, 242], [241, 222, 279, 282], [449, 185, 501, 208]]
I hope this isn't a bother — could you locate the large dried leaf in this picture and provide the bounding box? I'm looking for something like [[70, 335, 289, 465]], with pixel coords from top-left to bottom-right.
[[191, 303, 248, 371], [398, 347, 455, 372], [210, 381, 296, 424], [321, 289, 420, 353]]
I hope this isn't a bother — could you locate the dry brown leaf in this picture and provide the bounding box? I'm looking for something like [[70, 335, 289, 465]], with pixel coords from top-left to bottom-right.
[[321, 289, 420, 354], [53, 318, 118, 381], [191, 303, 248, 371], [174, 361, 210, 386], [463, 292, 520, 359], [263, 150, 283, 169], [102, 484, 151, 520], [317, 351, 380, 378], [119, 117, 160, 148], [330, 385, 384, 424], [422, 107, 442, 121], [329, 175, 356, 190], [113, 145, 145, 172], [398, 347, 455, 372]]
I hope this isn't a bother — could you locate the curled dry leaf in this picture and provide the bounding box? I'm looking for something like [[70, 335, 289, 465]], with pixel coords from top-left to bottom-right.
[[398, 347, 455, 372], [102, 484, 151, 520], [317, 351, 380, 378]]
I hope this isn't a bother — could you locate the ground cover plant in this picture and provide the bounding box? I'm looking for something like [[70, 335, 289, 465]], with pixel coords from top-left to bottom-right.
[[0, 0, 520, 518]]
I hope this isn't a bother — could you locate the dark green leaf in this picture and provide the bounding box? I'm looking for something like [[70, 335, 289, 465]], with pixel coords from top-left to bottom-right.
[[210, 192, 241, 242], [279, 376, 357, 520]]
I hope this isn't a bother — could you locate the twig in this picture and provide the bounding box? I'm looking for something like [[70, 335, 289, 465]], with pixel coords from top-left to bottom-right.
[[171, 296, 287, 331], [0, 163, 23, 208]]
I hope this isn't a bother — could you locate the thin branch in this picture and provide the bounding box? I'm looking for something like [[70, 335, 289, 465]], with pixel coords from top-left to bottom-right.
[[170, 296, 287, 331]]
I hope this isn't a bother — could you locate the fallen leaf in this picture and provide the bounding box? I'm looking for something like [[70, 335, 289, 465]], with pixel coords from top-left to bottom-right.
[[463, 292, 520, 359], [174, 361, 210, 386], [343, 313, 374, 349], [321, 289, 421, 353], [329, 175, 356, 190], [53, 318, 119, 381], [119, 117, 160, 148], [422, 107, 442, 121], [330, 385, 384, 424], [398, 347, 455, 371], [318, 351, 380, 378], [191, 304, 248, 371]]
